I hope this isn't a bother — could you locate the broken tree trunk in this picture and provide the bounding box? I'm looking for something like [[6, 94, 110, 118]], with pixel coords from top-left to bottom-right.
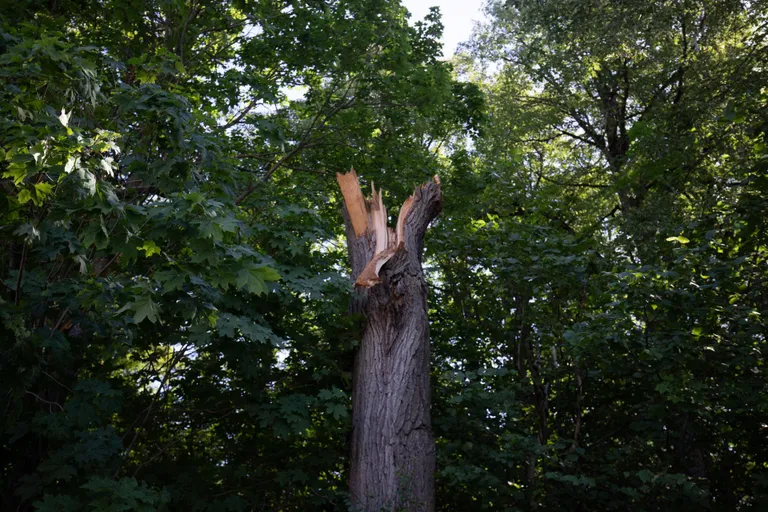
[[337, 169, 442, 512]]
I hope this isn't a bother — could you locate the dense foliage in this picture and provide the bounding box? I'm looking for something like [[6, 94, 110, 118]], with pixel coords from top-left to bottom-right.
[[1, 0, 766, 510]]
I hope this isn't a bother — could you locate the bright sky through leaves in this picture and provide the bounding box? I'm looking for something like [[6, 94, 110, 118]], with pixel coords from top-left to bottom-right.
[[402, 0, 486, 58]]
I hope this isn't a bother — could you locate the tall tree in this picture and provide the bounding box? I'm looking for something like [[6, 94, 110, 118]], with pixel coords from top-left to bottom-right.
[[424, 0, 768, 509], [0, 1, 478, 510], [337, 170, 442, 511]]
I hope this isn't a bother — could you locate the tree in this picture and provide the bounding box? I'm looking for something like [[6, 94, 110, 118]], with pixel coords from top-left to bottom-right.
[[0, 1, 478, 510], [337, 170, 442, 511], [423, 0, 768, 509], [4, 0, 766, 510]]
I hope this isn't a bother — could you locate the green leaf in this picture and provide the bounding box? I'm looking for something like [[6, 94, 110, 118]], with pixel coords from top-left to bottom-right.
[[74, 255, 88, 274], [30, 143, 45, 164], [99, 157, 115, 176], [137, 240, 161, 257], [328, 403, 348, 420], [665, 236, 690, 244], [76, 168, 97, 196], [3, 162, 27, 184], [64, 156, 79, 174], [34, 182, 53, 196], [17, 188, 32, 204], [155, 269, 186, 291], [253, 267, 281, 281], [132, 295, 160, 323], [82, 222, 109, 250], [31, 182, 54, 205], [236, 269, 268, 295], [58, 108, 71, 127], [14, 223, 40, 242], [33, 493, 79, 512]]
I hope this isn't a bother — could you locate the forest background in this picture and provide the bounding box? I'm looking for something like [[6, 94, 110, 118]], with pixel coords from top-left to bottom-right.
[[1, 0, 767, 510]]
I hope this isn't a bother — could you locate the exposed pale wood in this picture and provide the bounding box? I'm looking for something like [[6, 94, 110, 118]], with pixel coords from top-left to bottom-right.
[[355, 248, 395, 288], [336, 169, 369, 237], [395, 196, 414, 248], [369, 183, 388, 255]]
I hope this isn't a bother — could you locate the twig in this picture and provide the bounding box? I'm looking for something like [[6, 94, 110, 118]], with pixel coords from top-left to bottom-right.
[[235, 144, 307, 204], [25, 391, 64, 412], [95, 252, 122, 278], [42, 370, 73, 393], [14, 244, 27, 305], [567, 364, 583, 453], [220, 100, 259, 130], [116, 343, 190, 477], [535, 170, 609, 189], [234, 76, 360, 204], [50, 307, 70, 336]]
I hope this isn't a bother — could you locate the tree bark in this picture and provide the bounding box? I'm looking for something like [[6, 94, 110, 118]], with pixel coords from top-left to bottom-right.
[[337, 170, 441, 512]]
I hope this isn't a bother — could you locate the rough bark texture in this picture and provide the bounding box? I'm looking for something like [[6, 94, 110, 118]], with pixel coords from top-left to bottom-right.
[[338, 170, 441, 512]]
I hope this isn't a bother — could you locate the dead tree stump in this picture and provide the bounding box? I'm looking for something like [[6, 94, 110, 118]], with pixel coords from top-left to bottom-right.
[[337, 169, 442, 512]]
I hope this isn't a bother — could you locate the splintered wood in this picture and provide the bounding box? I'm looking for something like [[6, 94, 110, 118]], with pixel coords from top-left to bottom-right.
[[336, 169, 427, 288], [336, 169, 369, 237], [369, 183, 388, 255], [396, 196, 413, 245]]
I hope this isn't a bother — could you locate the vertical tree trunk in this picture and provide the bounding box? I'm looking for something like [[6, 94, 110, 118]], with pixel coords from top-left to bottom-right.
[[337, 170, 441, 512]]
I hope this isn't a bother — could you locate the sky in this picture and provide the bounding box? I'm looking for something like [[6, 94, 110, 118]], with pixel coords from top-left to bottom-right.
[[401, 0, 487, 59]]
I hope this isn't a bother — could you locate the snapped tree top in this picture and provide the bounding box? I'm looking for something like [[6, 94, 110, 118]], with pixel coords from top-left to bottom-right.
[[336, 168, 440, 288]]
